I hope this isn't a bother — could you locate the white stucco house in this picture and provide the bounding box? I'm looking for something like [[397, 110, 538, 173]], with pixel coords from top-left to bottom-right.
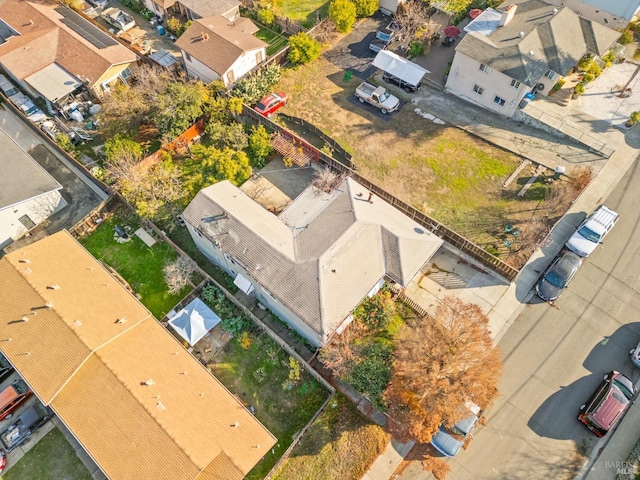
[[379, 0, 405, 15], [174, 16, 267, 87], [545, 0, 640, 28], [445, 0, 620, 117], [0, 129, 67, 250], [182, 178, 443, 347]]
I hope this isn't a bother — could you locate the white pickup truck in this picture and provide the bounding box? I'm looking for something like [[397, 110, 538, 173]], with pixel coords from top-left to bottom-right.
[[102, 7, 136, 32], [354, 82, 400, 114]]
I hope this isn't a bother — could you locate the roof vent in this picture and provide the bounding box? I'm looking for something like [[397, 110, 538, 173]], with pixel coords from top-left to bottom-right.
[[200, 32, 209, 42], [19, 317, 29, 323], [141, 379, 155, 386], [47, 284, 61, 290], [24, 268, 32, 274], [230, 422, 239, 428], [45, 302, 53, 309], [73, 320, 82, 327], [156, 402, 166, 411], [115, 317, 126, 324], [180, 370, 188, 375], [19, 259, 30, 264], [529, 50, 535, 56], [519, 31, 524, 38], [552, 8, 558, 14]]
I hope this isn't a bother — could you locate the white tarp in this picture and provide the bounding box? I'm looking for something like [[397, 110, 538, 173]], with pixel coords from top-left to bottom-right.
[[168, 298, 221, 346], [234, 273, 255, 295], [372, 50, 430, 87], [25, 63, 82, 103]]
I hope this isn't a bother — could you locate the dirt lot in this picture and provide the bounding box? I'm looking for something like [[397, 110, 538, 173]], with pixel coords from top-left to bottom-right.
[[275, 44, 584, 267]]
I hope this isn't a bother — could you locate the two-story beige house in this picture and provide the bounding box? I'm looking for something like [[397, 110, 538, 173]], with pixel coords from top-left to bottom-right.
[[445, 0, 620, 117]]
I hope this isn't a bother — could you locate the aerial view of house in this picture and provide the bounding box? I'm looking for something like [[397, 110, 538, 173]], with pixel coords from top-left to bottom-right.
[[0, 0, 639, 478]]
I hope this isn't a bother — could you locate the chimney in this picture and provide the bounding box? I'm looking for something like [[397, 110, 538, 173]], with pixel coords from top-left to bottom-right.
[[499, 4, 517, 27]]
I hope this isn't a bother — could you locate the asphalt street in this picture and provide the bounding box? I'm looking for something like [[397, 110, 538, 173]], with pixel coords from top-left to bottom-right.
[[397, 157, 640, 480]]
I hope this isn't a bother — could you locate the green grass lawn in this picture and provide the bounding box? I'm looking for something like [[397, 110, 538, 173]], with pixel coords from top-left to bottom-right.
[[211, 331, 331, 479], [273, 0, 328, 27], [79, 210, 191, 318], [3, 428, 92, 480], [271, 393, 390, 480], [256, 26, 289, 56]]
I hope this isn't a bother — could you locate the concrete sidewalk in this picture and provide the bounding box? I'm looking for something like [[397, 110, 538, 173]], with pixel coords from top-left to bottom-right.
[[362, 80, 639, 478]]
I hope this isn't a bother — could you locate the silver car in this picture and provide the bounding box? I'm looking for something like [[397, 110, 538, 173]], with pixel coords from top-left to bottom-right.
[[630, 342, 640, 368], [535, 251, 582, 302]]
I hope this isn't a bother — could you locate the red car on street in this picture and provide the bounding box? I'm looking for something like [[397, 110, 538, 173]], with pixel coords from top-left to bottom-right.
[[254, 92, 288, 117]]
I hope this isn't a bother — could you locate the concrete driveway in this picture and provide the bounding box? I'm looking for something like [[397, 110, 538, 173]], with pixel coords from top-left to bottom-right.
[[573, 61, 640, 128]]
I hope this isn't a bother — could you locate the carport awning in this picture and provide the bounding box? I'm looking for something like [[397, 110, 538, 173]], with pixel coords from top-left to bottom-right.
[[373, 50, 430, 87], [25, 64, 82, 103]]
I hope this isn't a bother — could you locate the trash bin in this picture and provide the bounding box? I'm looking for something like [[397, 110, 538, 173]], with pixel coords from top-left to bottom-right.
[[156, 25, 165, 36]]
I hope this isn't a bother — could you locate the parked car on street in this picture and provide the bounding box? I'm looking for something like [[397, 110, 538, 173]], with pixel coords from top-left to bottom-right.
[[254, 92, 288, 117], [565, 205, 619, 257], [0, 403, 53, 452], [535, 251, 582, 302], [629, 341, 640, 368], [430, 403, 481, 457], [579, 371, 636, 437]]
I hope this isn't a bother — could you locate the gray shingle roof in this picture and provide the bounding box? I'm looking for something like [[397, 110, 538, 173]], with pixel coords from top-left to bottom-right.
[[182, 179, 442, 343], [456, 0, 620, 85], [0, 129, 61, 209]]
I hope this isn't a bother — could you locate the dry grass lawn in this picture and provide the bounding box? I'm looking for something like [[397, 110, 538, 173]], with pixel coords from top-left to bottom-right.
[[276, 57, 582, 268], [271, 393, 390, 480]]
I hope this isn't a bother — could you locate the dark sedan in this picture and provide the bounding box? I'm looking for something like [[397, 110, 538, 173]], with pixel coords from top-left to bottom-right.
[[535, 251, 582, 302]]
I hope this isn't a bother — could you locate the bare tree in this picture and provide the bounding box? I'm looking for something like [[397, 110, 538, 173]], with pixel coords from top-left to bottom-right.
[[163, 256, 197, 294], [312, 167, 344, 193], [384, 297, 502, 445], [392, 1, 431, 48]]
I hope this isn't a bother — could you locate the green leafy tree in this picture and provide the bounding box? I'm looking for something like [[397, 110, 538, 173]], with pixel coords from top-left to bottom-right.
[[248, 124, 273, 167], [104, 134, 143, 164], [232, 64, 282, 104], [154, 81, 208, 139], [352, 0, 378, 17], [287, 32, 322, 65], [329, 0, 357, 33], [257, 8, 275, 26], [439, 0, 473, 15], [190, 144, 252, 186], [206, 122, 248, 151]]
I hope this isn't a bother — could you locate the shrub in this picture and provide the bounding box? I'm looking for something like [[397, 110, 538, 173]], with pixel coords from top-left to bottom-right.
[[582, 72, 595, 83], [629, 111, 640, 125], [619, 29, 634, 45], [587, 62, 602, 78], [352, 0, 378, 17], [635, 47, 640, 61], [232, 64, 282, 104], [551, 78, 565, 92], [55, 133, 75, 153], [248, 124, 273, 167], [239, 331, 252, 349], [573, 82, 585, 96], [603, 51, 615, 64], [577, 54, 593, 71], [329, 0, 356, 33], [407, 41, 424, 59], [287, 32, 321, 65], [257, 8, 275, 26], [344, 340, 393, 410]]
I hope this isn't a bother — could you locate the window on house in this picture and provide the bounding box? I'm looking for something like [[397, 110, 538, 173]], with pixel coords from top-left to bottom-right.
[[510, 79, 521, 89], [493, 96, 506, 106], [479, 63, 491, 74], [544, 70, 554, 79], [472, 84, 484, 95]]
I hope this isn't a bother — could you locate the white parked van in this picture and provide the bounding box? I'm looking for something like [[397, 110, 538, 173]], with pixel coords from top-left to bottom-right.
[[565, 205, 619, 257]]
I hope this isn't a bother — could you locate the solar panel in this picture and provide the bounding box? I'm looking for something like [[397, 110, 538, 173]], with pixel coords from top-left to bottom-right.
[[55, 6, 117, 49]]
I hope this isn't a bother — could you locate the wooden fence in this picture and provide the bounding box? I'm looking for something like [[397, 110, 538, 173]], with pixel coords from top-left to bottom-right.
[[242, 105, 520, 281]]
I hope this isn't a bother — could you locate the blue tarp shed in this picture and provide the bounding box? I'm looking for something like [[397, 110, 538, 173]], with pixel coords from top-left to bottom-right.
[[168, 298, 221, 346]]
